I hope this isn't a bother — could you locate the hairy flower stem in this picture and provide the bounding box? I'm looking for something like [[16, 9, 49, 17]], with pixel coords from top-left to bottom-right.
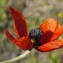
[[0, 50, 30, 63]]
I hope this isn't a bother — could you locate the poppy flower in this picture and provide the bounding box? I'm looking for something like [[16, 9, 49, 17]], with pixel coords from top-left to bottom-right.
[[5, 7, 63, 52]]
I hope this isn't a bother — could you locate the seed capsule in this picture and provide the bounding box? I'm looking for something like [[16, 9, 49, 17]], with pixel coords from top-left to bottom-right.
[[29, 28, 42, 40]]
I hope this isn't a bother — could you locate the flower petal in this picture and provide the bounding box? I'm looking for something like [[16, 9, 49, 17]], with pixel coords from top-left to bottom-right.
[[37, 39, 63, 52], [50, 26, 63, 41], [39, 31, 53, 44], [8, 6, 28, 37], [40, 18, 59, 33], [15, 37, 33, 50], [39, 18, 63, 44], [4, 30, 15, 42], [5, 30, 33, 50]]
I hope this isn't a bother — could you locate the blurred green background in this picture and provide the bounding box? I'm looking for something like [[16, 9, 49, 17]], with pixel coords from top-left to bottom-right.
[[0, 0, 63, 63]]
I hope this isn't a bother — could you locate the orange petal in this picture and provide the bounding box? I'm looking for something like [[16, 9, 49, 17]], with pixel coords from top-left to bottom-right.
[[39, 18, 63, 44], [50, 26, 63, 41], [4, 30, 15, 42], [40, 18, 59, 33], [15, 37, 33, 50], [38, 39, 63, 52], [8, 6, 28, 37]]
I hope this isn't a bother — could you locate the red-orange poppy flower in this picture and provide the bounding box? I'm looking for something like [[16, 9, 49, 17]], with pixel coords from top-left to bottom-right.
[[5, 7, 63, 52]]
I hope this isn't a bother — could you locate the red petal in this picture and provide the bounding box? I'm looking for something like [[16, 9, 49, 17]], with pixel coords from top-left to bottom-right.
[[5, 30, 33, 50], [15, 37, 33, 50], [39, 18, 63, 44], [50, 26, 63, 41], [8, 6, 28, 37], [39, 31, 53, 45], [38, 39, 63, 52], [4, 30, 15, 42], [40, 18, 58, 33]]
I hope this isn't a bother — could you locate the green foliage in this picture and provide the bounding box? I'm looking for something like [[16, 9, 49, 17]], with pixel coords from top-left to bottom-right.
[[0, 0, 9, 32], [27, 17, 43, 31], [48, 51, 60, 63]]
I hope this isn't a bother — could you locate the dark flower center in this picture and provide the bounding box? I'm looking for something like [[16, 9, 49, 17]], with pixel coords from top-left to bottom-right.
[[29, 28, 42, 41]]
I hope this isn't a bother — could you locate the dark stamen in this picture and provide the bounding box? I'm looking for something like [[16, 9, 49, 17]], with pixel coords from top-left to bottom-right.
[[29, 28, 42, 40]]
